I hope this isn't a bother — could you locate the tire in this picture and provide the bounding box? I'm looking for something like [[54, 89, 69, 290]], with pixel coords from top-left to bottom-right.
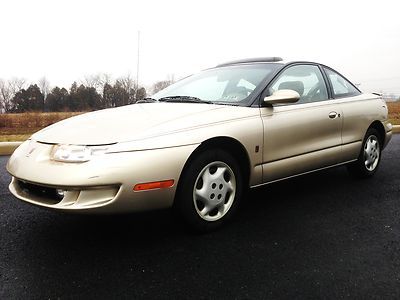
[[347, 128, 382, 178], [174, 149, 244, 232]]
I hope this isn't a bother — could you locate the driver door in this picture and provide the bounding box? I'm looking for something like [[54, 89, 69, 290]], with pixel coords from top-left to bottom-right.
[[260, 64, 343, 182]]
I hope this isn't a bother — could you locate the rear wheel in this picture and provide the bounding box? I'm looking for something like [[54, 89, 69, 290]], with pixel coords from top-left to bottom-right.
[[347, 128, 382, 178], [174, 149, 243, 232]]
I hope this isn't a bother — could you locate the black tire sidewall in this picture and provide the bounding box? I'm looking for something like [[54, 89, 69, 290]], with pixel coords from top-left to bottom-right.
[[349, 128, 382, 178], [174, 149, 243, 232]]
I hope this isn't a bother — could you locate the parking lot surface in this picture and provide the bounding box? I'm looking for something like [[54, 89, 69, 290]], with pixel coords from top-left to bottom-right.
[[1, 135, 400, 299]]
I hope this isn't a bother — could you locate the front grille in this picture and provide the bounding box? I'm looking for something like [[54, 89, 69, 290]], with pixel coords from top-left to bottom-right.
[[16, 180, 64, 205]]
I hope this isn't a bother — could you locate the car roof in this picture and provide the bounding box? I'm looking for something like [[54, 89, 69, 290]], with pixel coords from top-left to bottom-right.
[[216, 57, 285, 67], [215, 58, 326, 68]]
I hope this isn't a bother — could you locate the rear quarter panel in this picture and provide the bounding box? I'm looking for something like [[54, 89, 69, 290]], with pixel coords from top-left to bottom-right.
[[338, 93, 388, 161]]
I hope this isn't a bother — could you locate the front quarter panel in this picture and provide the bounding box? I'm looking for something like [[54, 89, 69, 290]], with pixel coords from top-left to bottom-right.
[[108, 106, 265, 186]]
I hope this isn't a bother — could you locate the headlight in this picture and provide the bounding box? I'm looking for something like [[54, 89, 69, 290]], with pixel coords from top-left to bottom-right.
[[52, 144, 109, 163]]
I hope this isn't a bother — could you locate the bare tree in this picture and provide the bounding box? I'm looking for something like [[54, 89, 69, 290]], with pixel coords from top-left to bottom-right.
[[0, 79, 12, 113], [166, 73, 175, 83], [100, 73, 112, 86], [118, 74, 137, 103], [151, 74, 175, 94], [118, 74, 135, 90], [84, 73, 112, 94], [154, 74, 175, 94], [0, 78, 27, 113], [38, 76, 50, 99], [9, 77, 27, 94], [136, 87, 146, 101]]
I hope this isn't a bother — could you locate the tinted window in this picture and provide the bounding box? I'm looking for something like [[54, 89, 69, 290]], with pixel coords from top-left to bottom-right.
[[270, 65, 328, 104], [324, 68, 360, 98]]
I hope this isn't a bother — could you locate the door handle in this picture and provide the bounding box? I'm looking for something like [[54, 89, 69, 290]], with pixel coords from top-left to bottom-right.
[[328, 112, 339, 119]]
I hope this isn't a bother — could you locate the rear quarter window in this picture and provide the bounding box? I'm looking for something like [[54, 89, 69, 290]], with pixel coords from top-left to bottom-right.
[[324, 67, 361, 98]]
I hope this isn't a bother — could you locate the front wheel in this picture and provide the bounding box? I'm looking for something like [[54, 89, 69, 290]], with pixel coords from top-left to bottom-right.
[[174, 149, 243, 232], [347, 128, 382, 178]]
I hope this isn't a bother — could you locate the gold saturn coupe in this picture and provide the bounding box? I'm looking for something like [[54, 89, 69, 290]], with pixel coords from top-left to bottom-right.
[[7, 58, 393, 231]]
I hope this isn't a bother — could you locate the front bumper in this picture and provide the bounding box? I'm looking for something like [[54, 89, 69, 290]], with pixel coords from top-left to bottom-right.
[[7, 141, 198, 213]]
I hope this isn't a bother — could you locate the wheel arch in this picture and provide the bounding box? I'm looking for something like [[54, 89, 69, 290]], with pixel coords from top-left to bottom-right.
[[176, 136, 252, 194], [368, 120, 386, 147]]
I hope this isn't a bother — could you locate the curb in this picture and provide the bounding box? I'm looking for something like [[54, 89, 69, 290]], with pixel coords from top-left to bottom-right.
[[0, 142, 23, 156], [0, 125, 399, 156]]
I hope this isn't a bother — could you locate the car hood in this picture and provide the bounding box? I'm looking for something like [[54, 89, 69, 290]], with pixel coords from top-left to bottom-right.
[[32, 103, 251, 145]]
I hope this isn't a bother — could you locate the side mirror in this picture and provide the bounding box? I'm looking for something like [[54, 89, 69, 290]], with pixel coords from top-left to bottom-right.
[[263, 89, 300, 105]]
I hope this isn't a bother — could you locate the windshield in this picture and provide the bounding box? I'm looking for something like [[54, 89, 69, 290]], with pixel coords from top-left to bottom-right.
[[152, 64, 279, 106]]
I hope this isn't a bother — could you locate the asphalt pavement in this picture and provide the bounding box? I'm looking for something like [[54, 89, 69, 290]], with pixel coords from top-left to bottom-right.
[[1, 136, 400, 299]]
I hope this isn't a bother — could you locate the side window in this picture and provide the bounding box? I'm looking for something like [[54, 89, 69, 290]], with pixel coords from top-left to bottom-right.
[[270, 65, 328, 104], [324, 68, 360, 98]]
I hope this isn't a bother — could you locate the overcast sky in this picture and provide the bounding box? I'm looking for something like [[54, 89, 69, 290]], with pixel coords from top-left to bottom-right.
[[1, 0, 399, 94]]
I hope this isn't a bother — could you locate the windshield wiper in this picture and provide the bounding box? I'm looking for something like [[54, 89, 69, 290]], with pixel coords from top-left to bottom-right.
[[158, 96, 213, 104], [136, 97, 158, 103]]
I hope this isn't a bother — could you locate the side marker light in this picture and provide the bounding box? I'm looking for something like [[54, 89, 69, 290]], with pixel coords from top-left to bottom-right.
[[133, 180, 175, 191]]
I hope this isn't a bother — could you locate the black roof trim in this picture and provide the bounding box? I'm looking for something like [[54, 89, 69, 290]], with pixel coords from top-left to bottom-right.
[[216, 57, 283, 67]]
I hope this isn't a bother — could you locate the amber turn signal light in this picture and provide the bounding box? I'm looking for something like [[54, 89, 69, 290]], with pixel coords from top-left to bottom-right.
[[133, 180, 174, 191]]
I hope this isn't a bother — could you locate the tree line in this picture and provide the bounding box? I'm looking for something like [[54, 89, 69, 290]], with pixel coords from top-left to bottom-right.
[[0, 74, 175, 113]]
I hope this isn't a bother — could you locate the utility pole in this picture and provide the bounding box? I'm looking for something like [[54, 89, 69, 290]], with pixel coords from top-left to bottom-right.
[[136, 30, 140, 91]]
